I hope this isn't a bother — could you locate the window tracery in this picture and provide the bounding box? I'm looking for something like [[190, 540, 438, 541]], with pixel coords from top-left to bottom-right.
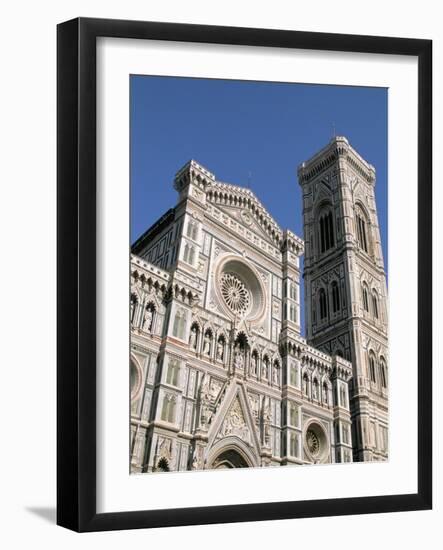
[[220, 272, 251, 315]]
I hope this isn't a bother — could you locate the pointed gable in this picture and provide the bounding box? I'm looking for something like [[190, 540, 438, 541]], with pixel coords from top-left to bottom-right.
[[206, 181, 283, 247], [207, 381, 261, 453]]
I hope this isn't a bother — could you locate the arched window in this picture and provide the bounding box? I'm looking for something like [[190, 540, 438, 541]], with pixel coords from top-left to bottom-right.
[[166, 359, 180, 387], [319, 208, 335, 254], [161, 393, 177, 423], [372, 291, 379, 319], [186, 220, 198, 241], [380, 357, 387, 388], [339, 385, 347, 408], [368, 352, 377, 383], [189, 246, 195, 265], [172, 309, 186, 339], [183, 243, 189, 262], [343, 425, 350, 445], [362, 284, 369, 312], [331, 281, 340, 313], [183, 243, 195, 265], [289, 432, 298, 458], [303, 373, 309, 396], [319, 288, 327, 320], [289, 401, 298, 426], [355, 206, 369, 253], [289, 361, 298, 387]]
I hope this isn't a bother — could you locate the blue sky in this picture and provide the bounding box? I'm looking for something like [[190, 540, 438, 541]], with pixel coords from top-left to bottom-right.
[[130, 75, 387, 333]]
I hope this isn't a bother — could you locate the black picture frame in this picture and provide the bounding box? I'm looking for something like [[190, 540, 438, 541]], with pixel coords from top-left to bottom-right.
[[57, 17, 432, 532]]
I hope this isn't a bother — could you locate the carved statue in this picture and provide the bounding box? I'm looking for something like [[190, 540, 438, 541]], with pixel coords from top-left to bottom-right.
[[322, 383, 328, 404], [250, 396, 259, 420], [203, 332, 211, 355], [234, 347, 244, 371], [143, 308, 153, 332], [251, 354, 257, 376], [262, 398, 271, 447], [130, 298, 137, 324], [313, 381, 319, 400], [262, 360, 268, 379], [216, 339, 224, 361], [199, 375, 212, 428], [190, 326, 198, 350], [273, 365, 279, 385]]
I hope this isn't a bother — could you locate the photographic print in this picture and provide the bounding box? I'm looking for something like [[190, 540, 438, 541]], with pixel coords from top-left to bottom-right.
[[57, 18, 431, 530], [129, 76, 388, 474]]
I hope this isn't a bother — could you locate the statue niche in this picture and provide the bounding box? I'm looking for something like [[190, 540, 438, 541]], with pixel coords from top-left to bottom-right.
[[232, 332, 248, 375], [143, 302, 155, 333], [216, 335, 225, 362]]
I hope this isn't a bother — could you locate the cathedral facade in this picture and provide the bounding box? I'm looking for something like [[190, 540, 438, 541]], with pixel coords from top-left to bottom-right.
[[130, 136, 387, 473]]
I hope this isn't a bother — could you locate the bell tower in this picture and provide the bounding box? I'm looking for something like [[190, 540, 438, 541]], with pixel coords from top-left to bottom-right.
[[298, 137, 388, 461]]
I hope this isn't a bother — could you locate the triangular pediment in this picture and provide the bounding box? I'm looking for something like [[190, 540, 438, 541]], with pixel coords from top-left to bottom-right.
[[206, 182, 283, 245], [217, 396, 248, 441], [215, 203, 277, 244], [313, 178, 333, 205], [207, 381, 261, 453]]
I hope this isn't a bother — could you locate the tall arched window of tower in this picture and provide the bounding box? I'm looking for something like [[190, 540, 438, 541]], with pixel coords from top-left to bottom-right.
[[379, 356, 388, 389], [318, 287, 328, 320], [362, 283, 370, 313], [355, 204, 370, 254], [317, 205, 335, 254], [372, 290, 379, 319], [368, 352, 377, 384], [331, 280, 340, 314]]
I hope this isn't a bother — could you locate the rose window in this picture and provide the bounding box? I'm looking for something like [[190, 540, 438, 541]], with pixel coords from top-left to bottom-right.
[[220, 272, 251, 315], [306, 429, 320, 457]]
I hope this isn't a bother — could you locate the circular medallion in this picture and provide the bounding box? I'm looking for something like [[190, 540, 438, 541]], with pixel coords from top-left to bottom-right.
[[241, 210, 252, 226]]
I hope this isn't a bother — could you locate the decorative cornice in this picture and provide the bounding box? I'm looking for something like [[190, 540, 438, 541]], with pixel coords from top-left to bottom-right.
[[207, 181, 283, 247], [297, 136, 376, 185]]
